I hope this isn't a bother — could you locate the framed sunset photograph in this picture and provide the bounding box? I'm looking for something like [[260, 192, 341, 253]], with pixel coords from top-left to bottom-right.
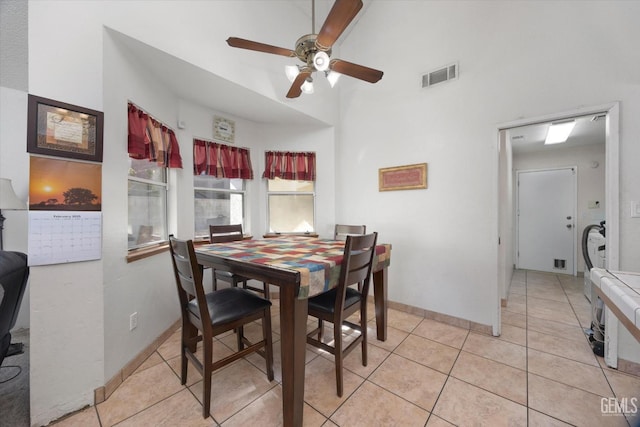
[[29, 157, 102, 211]]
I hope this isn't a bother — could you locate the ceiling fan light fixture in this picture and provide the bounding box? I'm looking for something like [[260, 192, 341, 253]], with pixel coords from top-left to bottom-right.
[[326, 70, 341, 88], [285, 65, 300, 82], [545, 120, 576, 145], [301, 78, 314, 94], [313, 51, 330, 71]]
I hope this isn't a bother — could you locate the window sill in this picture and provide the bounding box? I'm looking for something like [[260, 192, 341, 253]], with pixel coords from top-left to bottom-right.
[[263, 233, 318, 239], [126, 242, 169, 263]]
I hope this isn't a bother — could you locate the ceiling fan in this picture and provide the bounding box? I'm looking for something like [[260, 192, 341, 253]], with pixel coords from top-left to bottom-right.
[[226, 0, 383, 98]]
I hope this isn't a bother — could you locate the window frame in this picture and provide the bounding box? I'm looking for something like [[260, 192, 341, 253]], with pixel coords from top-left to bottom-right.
[[266, 178, 316, 235], [127, 160, 169, 251], [193, 176, 247, 240]]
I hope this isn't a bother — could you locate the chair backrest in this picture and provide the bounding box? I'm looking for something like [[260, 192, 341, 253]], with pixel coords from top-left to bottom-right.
[[335, 232, 378, 312], [334, 224, 366, 241], [168, 236, 210, 332], [209, 224, 243, 244], [0, 251, 29, 366]]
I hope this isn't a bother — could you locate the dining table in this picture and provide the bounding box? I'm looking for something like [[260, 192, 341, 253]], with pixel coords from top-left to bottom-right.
[[195, 236, 391, 427]]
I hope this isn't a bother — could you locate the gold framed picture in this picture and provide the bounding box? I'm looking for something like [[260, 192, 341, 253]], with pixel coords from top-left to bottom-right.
[[379, 163, 428, 191], [213, 115, 235, 143], [27, 95, 104, 162]]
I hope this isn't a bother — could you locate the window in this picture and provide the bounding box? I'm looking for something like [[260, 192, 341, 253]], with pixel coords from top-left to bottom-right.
[[267, 178, 315, 234], [127, 103, 182, 251], [127, 157, 168, 249], [194, 175, 245, 239]]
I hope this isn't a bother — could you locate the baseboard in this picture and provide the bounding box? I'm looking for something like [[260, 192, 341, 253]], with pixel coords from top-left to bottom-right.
[[94, 319, 181, 405], [376, 297, 493, 335], [617, 357, 640, 377]]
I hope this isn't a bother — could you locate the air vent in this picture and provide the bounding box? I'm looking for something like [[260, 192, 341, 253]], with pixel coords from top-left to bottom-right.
[[422, 63, 458, 88]]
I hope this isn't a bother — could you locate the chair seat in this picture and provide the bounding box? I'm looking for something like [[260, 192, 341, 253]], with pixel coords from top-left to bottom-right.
[[214, 270, 245, 281], [308, 287, 362, 314], [188, 287, 271, 326]]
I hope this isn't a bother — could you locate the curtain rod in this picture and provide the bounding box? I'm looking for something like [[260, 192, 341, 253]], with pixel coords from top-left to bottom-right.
[[193, 136, 250, 152], [127, 100, 177, 133]]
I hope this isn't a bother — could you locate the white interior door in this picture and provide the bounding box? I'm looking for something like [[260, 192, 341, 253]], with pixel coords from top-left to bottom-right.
[[517, 168, 577, 274]]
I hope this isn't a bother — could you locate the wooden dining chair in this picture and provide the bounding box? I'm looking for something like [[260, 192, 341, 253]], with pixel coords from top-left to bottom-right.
[[208, 224, 270, 299], [169, 236, 274, 418], [306, 232, 378, 397], [334, 224, 366, 241]]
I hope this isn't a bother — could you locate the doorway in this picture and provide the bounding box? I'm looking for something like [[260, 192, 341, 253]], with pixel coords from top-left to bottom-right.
[[495, 102, 620, 334], [516, 167, 577, 275]]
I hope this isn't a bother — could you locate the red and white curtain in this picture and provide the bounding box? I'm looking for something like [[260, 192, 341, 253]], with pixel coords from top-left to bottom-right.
[[127, 103, 182, 168], [193, 139, 254, 179], [262, 151, 316, 181]]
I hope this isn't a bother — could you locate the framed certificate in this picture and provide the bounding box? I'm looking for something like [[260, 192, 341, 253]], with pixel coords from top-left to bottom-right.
[[213, 115, 235, 143], [27, 95, 104, 162]]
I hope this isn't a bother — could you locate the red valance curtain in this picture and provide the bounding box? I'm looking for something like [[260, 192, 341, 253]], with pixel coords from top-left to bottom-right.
[[262, 151, 316, 181], [127, 103, 183, 168], [193, 139, 254, 179]]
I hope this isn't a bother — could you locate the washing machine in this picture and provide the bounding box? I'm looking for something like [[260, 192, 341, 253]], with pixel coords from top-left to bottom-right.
[[584, 228, 606, 302]]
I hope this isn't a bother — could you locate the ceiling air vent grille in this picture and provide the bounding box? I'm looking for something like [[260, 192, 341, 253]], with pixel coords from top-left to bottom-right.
[[422, 63, 458, 88]]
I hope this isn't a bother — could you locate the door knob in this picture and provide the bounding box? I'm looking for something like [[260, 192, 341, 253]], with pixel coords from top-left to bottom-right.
[[566, 216, 572, 220], [566, 224, 572, 229]]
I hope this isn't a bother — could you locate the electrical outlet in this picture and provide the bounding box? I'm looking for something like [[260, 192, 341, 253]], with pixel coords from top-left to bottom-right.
[[129, 312, 138, 331]]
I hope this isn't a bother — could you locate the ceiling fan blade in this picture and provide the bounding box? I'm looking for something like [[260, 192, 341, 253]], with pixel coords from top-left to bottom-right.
[[330, 59, 383, 83], [315, 0, 363, 51], [286, 70, 313, 98], [227, 37, 296, 57]]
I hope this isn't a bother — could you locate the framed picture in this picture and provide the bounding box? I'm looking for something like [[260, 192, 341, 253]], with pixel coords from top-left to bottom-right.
[[379, 163, 428, 191], [213, 115, 235, 144], [27, 95, 104, 162]]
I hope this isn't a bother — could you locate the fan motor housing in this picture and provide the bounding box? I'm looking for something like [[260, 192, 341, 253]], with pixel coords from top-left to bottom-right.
[[294, 34, 331, 66]]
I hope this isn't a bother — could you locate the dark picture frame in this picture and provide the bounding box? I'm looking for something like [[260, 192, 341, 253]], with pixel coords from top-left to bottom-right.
[[27, 94, 104, 162]]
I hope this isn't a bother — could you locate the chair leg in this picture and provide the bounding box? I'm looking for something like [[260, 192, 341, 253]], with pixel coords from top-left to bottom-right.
[[263, 309, 274, 381], [237, 325, 244, 351], [263, 282, 270, 300], [317, 319, 324, 341], [202, 338, 213, 418], [334, 322, 344, 397], [361, 303, 368, 367]]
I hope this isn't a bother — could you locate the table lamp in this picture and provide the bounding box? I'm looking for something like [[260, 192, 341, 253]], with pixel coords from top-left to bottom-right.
[[0, 178, 27, 250]]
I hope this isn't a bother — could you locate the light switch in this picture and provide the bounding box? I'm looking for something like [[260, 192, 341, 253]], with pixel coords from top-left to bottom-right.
[[632, 201, 640, 218], [588, 200, 600, 209]]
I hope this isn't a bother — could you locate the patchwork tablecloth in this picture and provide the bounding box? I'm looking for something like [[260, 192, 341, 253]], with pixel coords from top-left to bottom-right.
[[197, 236, 391, 298]]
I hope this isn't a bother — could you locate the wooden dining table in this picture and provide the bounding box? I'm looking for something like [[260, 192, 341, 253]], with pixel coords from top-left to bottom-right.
[[195, 236, 391, 426]]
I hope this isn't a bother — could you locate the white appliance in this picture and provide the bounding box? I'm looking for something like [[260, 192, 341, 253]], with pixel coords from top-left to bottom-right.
[[584, 229, 606, 301]]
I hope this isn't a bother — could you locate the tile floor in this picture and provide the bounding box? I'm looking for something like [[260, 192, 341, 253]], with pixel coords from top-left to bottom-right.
[[52, 271, 640, 426]]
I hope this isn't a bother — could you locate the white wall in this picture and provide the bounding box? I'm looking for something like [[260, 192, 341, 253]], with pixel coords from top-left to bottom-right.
[[335, 1, 640, 327]]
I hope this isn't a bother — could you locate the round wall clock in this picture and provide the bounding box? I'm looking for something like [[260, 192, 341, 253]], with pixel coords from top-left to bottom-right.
[[213, 116, 235, 143]]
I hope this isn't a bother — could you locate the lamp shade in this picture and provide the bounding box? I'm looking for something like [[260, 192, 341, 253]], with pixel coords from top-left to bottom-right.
[[0, 178, 26, 210]]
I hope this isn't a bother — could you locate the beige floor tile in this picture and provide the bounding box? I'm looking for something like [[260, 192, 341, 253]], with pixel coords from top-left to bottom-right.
[[302, 355, 365, 417], [526, 315, 587, 343], [386, 308, 424, 333], [425, 415, 456, 426], [156, 329, 183, 361], [504, 299, 526, 314], [496, 323, 526, 346], [132, 351, 164, 374], [526, 301, 581, 326], [528, 408, 573, 426], [116, 389, 214, 426], [368, 353, 447, 411], [340, 341, 391, 379], [501, 310, 527, 329], [245, 336, 320, 384], [527, 329, 598, 366], [96, 362, 184, 426], [527, 348, 612, 397], [394, 334, 460, 375], [50, 407, 101, 427], [367, 323, 409, 352], [450, 351, 527, 405], [461, 332, 526, 371], [189, 359, 276, 423], [603, 369, 640, 420], [412, 318, 469, 349], [432, 377, 527, 426], [528, 373, 629, 427], [222, 386, 326, 427], [330, 381, 429, 427]]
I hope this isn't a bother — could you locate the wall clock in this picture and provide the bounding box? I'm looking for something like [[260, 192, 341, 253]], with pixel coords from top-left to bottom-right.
[[213, 115, 235, 143]]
